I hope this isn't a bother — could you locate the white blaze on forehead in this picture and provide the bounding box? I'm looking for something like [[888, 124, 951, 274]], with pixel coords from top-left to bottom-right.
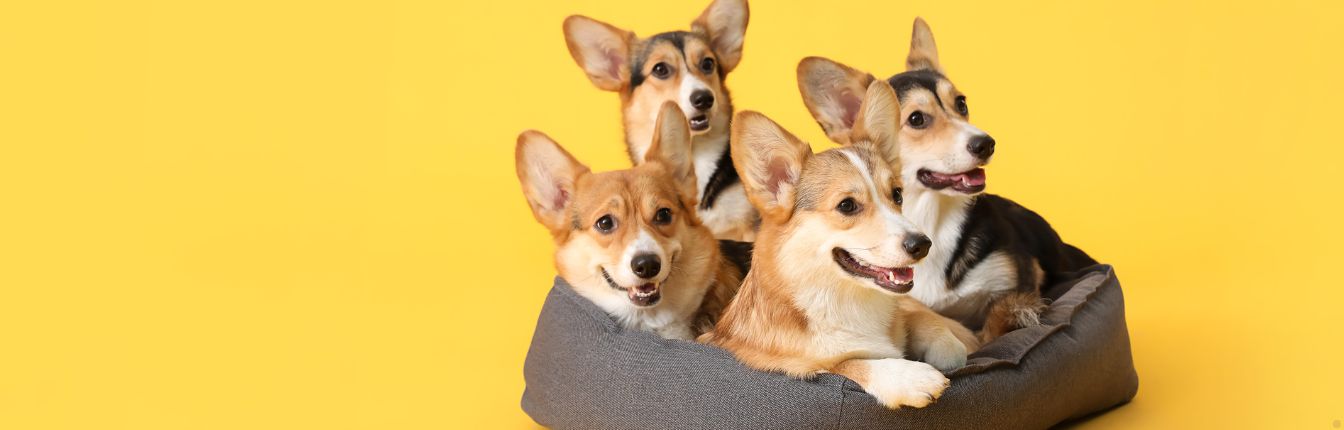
[[840, 149, 919, 234]]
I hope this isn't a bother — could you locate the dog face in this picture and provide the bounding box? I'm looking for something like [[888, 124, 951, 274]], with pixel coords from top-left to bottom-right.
[[564, 0, 747, 160], [733, 82, 931, 295], [798, 18, 995, 196], [517, 103, 704, 310]]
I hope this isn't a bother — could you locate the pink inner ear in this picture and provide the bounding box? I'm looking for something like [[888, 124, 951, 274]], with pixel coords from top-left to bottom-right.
[[839, 90, 862, 128], [603, 49, 622, 81], [765, 157, 792, 196], [551, 185, 569, 211]]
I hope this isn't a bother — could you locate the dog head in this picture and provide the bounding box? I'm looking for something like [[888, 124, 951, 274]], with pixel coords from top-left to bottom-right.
[[732, 82, 931, 295], [564, 0, 748, 161], [517, 103, 711, 311], [798, 18, 995, 196]]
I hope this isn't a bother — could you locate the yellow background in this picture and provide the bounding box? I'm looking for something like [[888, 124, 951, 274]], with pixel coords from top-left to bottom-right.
[[2, 0, 1342, 428]]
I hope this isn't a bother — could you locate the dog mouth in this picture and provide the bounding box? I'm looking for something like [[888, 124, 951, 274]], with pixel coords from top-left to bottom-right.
[[600, 267, 662, 307], [832, 248, 914, 293], [688, 114, 710, 132], [917, 168, 986, 194]]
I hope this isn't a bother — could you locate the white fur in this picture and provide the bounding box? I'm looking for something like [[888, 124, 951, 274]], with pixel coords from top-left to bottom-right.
[[556, 230, 701, 340], [855, 358, 950, 409]]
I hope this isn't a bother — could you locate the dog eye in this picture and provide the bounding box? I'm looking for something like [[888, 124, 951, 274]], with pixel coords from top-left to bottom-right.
[[699, 57, 715, 74], [836, 198, 861, 215], [907, 111, 928, 129], [651, 62, 672, 79], [594, 215, 616, 233], [892, 188, 903, 205], [955, 96, 969, 116], [653, 208, 673, 225]]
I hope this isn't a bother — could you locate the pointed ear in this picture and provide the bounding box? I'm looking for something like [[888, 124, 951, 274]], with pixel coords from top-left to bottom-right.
[[645, 102, 697, 202], [731, 111, 811, 218], [797, 57, 876, 145], [850, 81, 903, 168], [692, 0, 749, 73], [516, 131, 590, 232], [906, 17, 942, 73], [563, 15, 634, 91]]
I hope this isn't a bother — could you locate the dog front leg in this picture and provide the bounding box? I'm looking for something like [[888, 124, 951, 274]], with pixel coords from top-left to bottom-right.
[[830, 358, 950, 409], [897, 297, 979, 371]]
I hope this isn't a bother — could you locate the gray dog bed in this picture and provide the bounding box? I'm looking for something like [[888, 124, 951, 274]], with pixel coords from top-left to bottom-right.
[[521, 243, 1138, 429]]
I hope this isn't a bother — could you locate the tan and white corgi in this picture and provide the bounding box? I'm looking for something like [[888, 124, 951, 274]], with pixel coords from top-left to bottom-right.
[[516, 103, 742, 340], [797, 18, 1097, 343], [701, 82, 978, 409], [563, 0, 758, 241]]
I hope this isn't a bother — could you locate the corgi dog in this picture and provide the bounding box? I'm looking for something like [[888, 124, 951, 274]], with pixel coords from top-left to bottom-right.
[[516, 103, 742, 340], [563, 0, 759, 241], [701, 82, 978, 409], [796, 18, 1096, 343]]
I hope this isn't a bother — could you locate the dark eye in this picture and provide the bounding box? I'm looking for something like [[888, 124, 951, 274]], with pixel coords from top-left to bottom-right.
[[955, 96, 968, 116], [907, 111, 928, 129], [892, 187, 903, 205], [651, 62, 672, 79], [594, 215, 616, 233], [653, 208, 673, 225], [836, 198, 861, 215], [699, 57, 716, 74]]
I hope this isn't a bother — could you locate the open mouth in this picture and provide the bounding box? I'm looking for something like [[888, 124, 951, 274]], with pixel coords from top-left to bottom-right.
[[832, 248, 914, 293], [917, 168, 986, 194], [601, 267, 662, 307], [688, 114, 709, 132]]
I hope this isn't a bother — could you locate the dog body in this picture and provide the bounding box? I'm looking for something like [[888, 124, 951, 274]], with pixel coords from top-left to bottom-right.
[[797, 18, 1095, 342], [516, 104, 742, 340], [563, 0, 758, 241], [703, 82, 978, 409]]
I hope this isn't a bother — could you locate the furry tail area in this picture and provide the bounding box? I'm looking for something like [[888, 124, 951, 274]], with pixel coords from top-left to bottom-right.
[[978, 291, 1047, 344]]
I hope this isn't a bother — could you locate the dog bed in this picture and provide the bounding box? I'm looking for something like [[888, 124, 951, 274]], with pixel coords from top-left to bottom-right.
[[520, 243, 1138, 429]]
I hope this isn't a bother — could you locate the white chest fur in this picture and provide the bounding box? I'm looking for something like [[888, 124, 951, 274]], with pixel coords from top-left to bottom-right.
[[903, 190, 1015, 325], [793, 285, 905, 359]]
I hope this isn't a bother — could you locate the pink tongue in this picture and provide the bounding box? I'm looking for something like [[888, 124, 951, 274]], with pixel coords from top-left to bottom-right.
[[962, 168, 986, 186]]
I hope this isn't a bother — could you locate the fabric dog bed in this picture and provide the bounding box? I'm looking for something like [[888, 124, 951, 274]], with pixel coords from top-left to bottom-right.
[[521, 243, 1138, 429]]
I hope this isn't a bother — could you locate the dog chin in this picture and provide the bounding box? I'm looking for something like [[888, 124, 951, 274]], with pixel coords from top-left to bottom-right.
[[601, 267, 663, 307]]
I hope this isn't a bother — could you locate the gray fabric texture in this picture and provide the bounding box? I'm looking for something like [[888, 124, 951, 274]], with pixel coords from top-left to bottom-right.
[[521, 264, 1138, 429]]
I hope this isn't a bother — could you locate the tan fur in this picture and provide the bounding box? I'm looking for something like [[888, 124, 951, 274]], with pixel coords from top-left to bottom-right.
[[979, 291, 1046, 343], [517, 103, 742, 339], [563, 0, 757, 242], [703, 82, 976, 409]]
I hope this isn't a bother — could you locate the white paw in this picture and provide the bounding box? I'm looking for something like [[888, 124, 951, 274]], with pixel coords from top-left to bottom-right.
[[922, 333, 968, 372], [861, 359, 950, 409]]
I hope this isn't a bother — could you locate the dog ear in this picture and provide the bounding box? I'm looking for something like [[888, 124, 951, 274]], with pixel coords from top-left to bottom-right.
[[564, 15, 634, 91], [692, 0, 749, 73], [850, 81, 903, 168], [516, 131, 591, 232], [731, 111, 811, 219], [645, 102, 698, 202], [797, 57, 877, 145], [906, 17, 942, 73]]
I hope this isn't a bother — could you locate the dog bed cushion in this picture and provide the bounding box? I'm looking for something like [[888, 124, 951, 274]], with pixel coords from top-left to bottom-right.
[[520, 244, 1138, 429]]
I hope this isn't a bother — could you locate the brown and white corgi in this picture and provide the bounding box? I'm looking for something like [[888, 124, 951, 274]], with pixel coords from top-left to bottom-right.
[[516, 103, 742, 340], [701, 81, 978, 409], [563, 0, 758, 241], [797, 18, 1096, 343]]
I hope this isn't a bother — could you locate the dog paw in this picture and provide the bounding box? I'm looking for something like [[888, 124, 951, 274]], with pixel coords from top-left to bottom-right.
[[921, 333, 968, 372], [861, 359, 950, 409]]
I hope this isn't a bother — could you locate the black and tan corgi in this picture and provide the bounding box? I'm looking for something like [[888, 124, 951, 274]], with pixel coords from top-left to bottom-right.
[[797, 18, 1096, 343], [702, 82, 978, 409], [516, 103, 742, 340], [563, 0, 758, 241]]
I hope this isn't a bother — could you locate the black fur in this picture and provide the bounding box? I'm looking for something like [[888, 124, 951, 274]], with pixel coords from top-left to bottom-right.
[[629, 31, 691, 90], [887, 70, 946, 107], [943, 194, 1098, 305], [698, 145, 739, 210]]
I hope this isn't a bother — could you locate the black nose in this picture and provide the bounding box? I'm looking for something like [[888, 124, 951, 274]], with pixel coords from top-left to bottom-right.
[[968, 135, 996, 160], [902, 234, 932, 260], [631, 254, 662, 279], [689, 90, 714, 111]]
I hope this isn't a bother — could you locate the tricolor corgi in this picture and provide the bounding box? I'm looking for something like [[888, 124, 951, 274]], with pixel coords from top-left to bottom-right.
[[796, 18, 1096, 343], [563, 0, 759, 241], [701, 82, 978, 409], [516, 103, 742, 340]]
